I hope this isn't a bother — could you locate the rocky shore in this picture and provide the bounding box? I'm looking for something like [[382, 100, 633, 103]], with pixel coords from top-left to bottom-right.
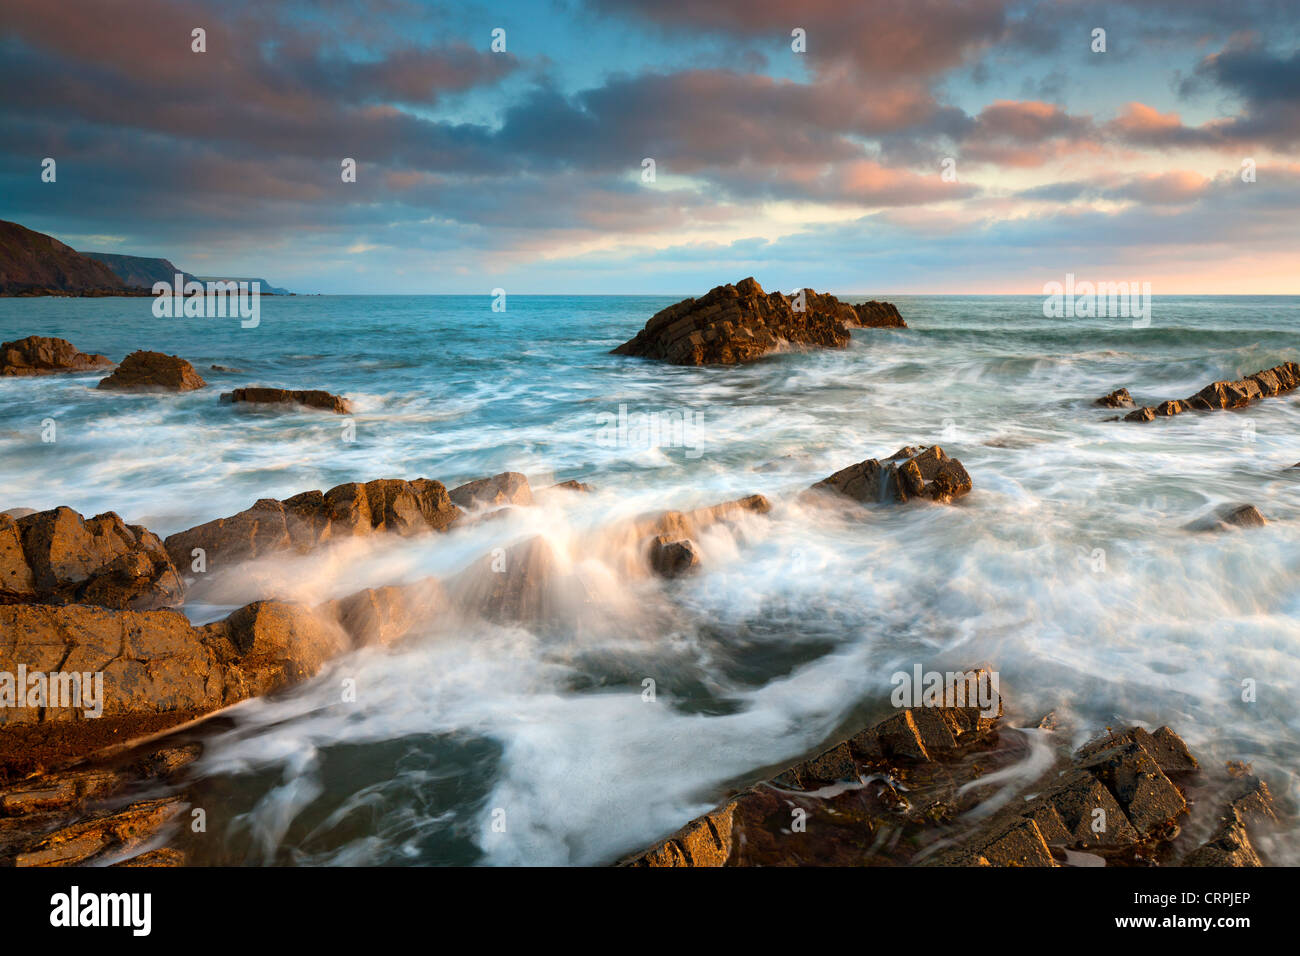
[[622, 677, 1279, 867], [1101, 361, 1300, 422]]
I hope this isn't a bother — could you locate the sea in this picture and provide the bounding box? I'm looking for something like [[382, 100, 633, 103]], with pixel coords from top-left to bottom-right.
[[1, 293, 1296, 865]]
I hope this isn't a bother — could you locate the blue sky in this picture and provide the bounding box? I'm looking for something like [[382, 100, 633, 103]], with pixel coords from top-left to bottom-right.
[[1, 0, 1297, 293]]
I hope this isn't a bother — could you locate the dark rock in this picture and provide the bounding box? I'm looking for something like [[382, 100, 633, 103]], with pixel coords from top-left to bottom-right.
[[647, 536, 700, 578], [1183, 815, 1262, 867], [1124, 361, 1300, 422], [97, 350, 206, 391], [1095, 388, 1134, 408], [0, 336, 112, 376], [811, 445, 972, 505], [612, 277, 904, 366], [163, 477, 460, 570], [1, 507, 183, 609], [219, 386, 351, 414], [449, 472, 533, 509]]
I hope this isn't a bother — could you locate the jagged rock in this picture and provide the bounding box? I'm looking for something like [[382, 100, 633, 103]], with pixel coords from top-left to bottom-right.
[[811, 445, 972, 506], [162, 477, 460, 570], [648, 536, 700, 578], [96, 350, 206, 391], [1095, 388, 1134, 408], [0, 508, 182, 609], [632, 494, 772, 542], [219, 386, 351, 414], [1183, 815, 1262, 866], [0, 336, 112, 376], [449, 472, 533, 509], [612, 277, 904, 366], [1124, 361, 1300, 422], [1186, 503, 1267, 532]]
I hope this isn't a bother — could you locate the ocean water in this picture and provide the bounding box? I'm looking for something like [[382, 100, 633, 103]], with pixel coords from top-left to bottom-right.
[[1, 293, 1297, 865]]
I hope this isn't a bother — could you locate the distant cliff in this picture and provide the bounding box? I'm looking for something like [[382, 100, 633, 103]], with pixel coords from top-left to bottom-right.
[[81, 252, 198, 289], [0, 220, 127, 295]]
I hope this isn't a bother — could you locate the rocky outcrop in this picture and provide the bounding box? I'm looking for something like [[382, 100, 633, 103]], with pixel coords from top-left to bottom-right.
[[547, 479, 594, 493], [612, 277, 904, 366], [449, 472, 533, 509], [622, 679, 1277, 868], [219, 386, 352, 414], [0, 220, 127, 296], [1124, 361, 1300, 422], [810, 445, 972, 506], [96, 350, 206, 391], [1095, 388, 1134, 408], [0, 508, 183, 609], [162, 478, 461, 572], [0, 336, 112, 376]]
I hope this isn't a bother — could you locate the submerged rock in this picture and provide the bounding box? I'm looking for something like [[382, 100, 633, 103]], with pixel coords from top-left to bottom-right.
[[162, 477, 461, 571], [1124, 361, 1300, 422], [648, 536, 700, 578], [97, 350, 206, 391], [811, 445, 972, 505], [612, 277, 904, 366], [1186, 503, 1267, 532], [219, 386, 351, 414], [0, 508, 182, 609], [0, 336, 112, 376]]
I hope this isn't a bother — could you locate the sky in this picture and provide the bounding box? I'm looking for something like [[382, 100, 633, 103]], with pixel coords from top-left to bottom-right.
[[1, 0, 1298, 294]]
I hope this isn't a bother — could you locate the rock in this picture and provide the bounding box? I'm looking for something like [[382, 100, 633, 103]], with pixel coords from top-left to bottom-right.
[[162, 477, 461, 570], [449, 472, 533, 509], [648, 536, 700, 578], [96, 350, 206, 391], [219, 386, 351, 414], [548, 479, 594, 493], [612, 277, 904, 366], [811, 445, 972, 505], [1095, 388, 1134, 408], [851, 300, 907, 328], [1, 508, 183, 609], [1183, 815, 1262, 867], [0, 599, 347, 753], [318, 578, 445, 647], [1124, 361, 1300, 422], [1076, 739, 1187, 838], [13, 797, 183, 867], [631, 494, 772, 543], [0, 336, 112, 376], [445, 535, 560, 623], [1186, 503, 1267, 532]]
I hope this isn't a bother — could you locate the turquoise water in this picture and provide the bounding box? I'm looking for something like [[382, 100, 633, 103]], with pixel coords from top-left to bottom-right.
[[2, 294, 1297, 865]]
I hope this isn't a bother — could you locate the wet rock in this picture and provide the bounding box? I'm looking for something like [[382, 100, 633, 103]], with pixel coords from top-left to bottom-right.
[[445, 535, 560, 623], [449, 472, 533, 509], [163, 477, 460, 570], [1076, 739, 1187, 838], [1, 507, 183, 609], [1095, 388, 1135, 408], [1186, 503, 1267, 532], [13, 797, 183, 867], [0, 599, 345, 746], [96, 350, 206, 391], [318, 578, 445, 647], [851, 300, 907, 328], [625, 802, 737, 867], [811, 445, 972, 506], [547, 479, 594, 493], [0, 336, 112, 376], [648, 536, 700, 578], [612, 277, 904, 366], [1124, 361, 1300, 422], [1183, 815, 1262, 867], [219, 386, 351, 414]]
